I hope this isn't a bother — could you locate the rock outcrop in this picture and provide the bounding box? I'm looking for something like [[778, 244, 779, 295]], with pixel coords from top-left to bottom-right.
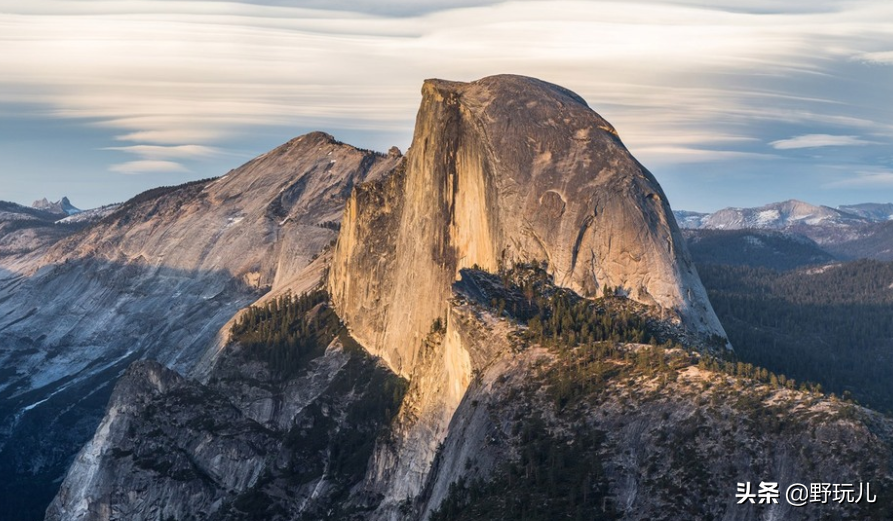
[[46, 298, 408, 521], [330, 75, 725, 379], [32, 197, 81, 216], [325, 74, 728, 517]]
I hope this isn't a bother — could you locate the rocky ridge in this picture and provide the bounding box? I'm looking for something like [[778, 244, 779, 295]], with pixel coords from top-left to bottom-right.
[[675, 199, 893, 261], [0, 132, 399, 519]]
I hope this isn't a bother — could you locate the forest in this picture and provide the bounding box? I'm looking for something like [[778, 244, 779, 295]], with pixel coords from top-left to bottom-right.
[[698, 259, 893, 413]]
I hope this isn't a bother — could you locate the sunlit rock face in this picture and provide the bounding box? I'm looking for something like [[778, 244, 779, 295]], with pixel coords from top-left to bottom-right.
[[330, 74, 725, 378], [329, 74, 727, 516]]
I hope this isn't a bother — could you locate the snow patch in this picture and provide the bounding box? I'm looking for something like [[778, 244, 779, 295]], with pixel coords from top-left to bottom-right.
[[756, 209, 780, 225]]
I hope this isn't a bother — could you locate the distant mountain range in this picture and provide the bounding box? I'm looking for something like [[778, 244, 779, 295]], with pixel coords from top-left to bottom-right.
[[675, 199, 891, 231], [676, 199, 893, 261]]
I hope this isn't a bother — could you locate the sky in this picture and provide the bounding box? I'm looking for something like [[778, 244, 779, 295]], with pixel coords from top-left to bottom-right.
[[1, 0, 892, 212]]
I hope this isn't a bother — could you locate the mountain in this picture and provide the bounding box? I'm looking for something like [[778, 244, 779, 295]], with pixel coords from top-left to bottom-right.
[[673, 209, 709, 228], [48, 271, 893, 521], [0, 132, 400, 519], [42, 75, 893, 521], [675, 199, 893, 260], [675, 199, 870, 242], [840, 202, 893, 221], [331, 74, 726, 374], [31, 197, 81, 216], [683, 229, 836, 271], [0, 200, 91, 262]]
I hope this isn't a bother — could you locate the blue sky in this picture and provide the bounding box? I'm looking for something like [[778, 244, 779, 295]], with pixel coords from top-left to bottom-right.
[[1, 0, 892, 212]]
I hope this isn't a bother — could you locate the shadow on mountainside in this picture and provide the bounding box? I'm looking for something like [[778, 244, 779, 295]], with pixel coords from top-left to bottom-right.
[[0, 259, 262, 521]]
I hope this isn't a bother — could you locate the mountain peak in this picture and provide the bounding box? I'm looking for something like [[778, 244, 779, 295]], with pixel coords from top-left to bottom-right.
[[31, 196, 80, 216], [331, 75, 726, 376]]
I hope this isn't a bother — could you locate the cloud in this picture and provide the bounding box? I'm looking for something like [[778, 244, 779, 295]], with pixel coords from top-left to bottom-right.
[[109, 160, 191, 175], [769, 134, 882, 150], [632, 145, 777, 164], [2, 0, 893, 207], [102, 144, 223, 160], [853, 51, 893, 65], [824, 170, 893, 189]]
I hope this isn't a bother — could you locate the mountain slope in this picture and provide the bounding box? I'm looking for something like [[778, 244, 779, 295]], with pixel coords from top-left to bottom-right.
[[821, 220, 893, 261], [683, 229, 836, 270], [43, 75, 893, 521], [47, 268, 893, 521], [698, 260, 893, 414], [0, 132, 400, 520]]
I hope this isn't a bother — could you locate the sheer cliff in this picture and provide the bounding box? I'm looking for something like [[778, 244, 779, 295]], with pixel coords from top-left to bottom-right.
[[329, 75, 725, 379], [326, 75, 728, 514]]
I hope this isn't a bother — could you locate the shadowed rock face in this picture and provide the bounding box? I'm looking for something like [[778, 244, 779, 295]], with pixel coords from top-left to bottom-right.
[[330, 74, 725, 377], [0, 131, 400, 520]]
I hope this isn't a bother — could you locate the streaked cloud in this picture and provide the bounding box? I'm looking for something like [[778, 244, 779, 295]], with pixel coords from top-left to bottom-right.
[[102, 145, 223, 160], [1, 0, 892, 209], [824, 170, 893, 189], [770, 134, 883, 150], [854, 51, 893, 65], [632, 146, 777, 164], [109, 160, 191, 175]]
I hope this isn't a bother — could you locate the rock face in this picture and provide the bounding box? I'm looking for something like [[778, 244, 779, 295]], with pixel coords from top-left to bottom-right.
[[326, 74, 727, 518], [46, 298, 408, 521], [0, 132, 399, 520], [32, 197, 81, 216], [330, 75, 725, 379]]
